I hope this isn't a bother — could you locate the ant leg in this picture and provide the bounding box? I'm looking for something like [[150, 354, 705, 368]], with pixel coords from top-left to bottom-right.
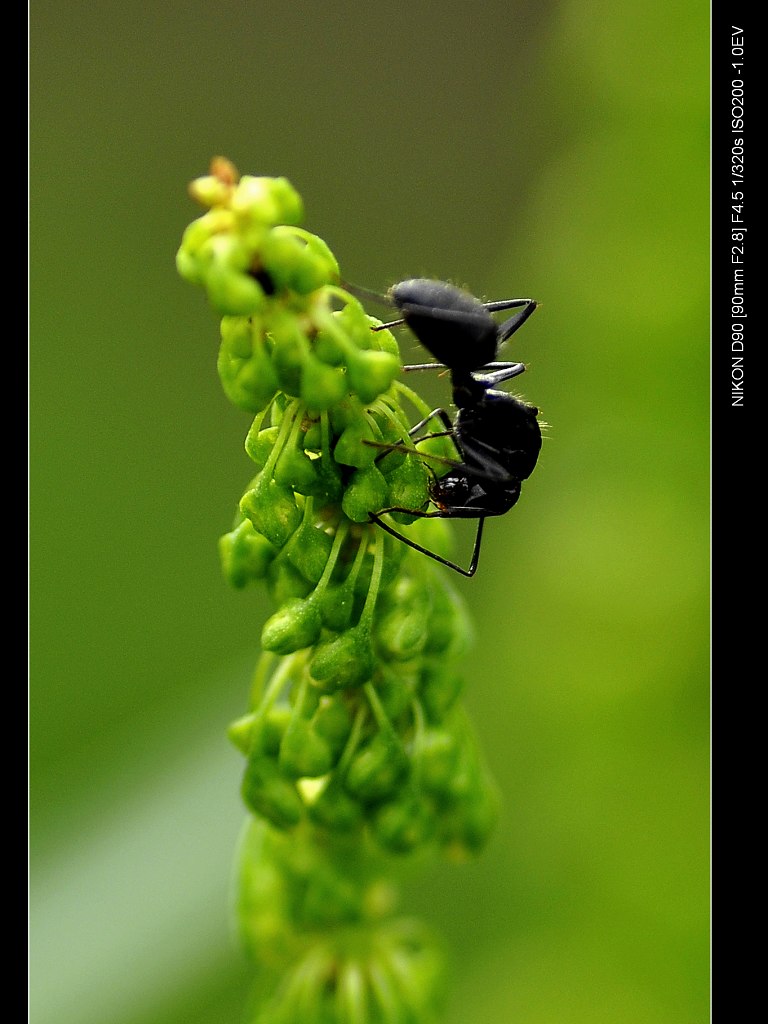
[[371, 317, 406, 332], [364, 437, 467, 473], [368, 510, 483, 578], [482, 297, 534, 314], [495, 300, 538, 344], [476, 362, 528, 386], [405, 407, 454, 438], [402, 361, 449, 372]]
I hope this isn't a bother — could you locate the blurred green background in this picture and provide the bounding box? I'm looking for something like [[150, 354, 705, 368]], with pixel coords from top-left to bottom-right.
[[30, 1, 709, 1022]]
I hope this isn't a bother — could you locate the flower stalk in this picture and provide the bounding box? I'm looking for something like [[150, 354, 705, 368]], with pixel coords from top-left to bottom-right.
[[177, 158, 499, 1023]]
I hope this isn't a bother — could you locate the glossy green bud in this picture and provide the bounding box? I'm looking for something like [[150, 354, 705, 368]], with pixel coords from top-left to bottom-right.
[[442, 775, 499, 855], [266, 559, 315, 604], [274, 442, 321, 495], [307, 776, 363, 831], [178, 208, 235, 258], [218, 329, 279, 413], [318, 579, 359, 632], [369, 324, 400, 357], [345, 730, 409, 803], [261, 227, 339, 295], [219, 315, 253, 357], [381, 455, 430, 524], [312, 456, 344, 508], [302, 419, 323, 450], [227, 711, 257, 754], [309, 627, 375, 692], [333, 417, 380, 470], [174, 245, 205, 286], [425, 580, 474, 656], [374, 593, 430, 662], [268, 310, 310, 395], [341, 465, 389, 523], [244, 424, 280, 470], [299, 864, 363, 928], [372, 789, 435, 854], [219, 519, 277, 587], [260, 706, 292, 756], [311, 694, 354, 755], [418, 662, 464, 723], [374, 666, 418, 722], [241, 750, 304, 830], [261, 596, 323, 655], [346, 349, 400, 405], [284, 521, 334, 584], [417, 727, 461, 796], [240, 478, 302, 548], [279, 717, 334, 778], [300, 355, 349, 412], [231, 175, 303, 226]]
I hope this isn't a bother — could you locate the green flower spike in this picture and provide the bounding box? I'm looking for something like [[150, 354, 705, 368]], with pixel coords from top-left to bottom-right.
[[178, 159, 503, 1024]]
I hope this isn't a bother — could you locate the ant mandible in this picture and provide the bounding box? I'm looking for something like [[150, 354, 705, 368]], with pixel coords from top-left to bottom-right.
[[351, 278, 543, 577]]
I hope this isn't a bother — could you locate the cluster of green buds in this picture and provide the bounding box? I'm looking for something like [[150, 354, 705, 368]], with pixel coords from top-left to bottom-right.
[[178, 159, 500, 1023]]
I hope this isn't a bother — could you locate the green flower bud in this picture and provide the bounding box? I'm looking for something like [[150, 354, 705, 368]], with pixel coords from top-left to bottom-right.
[[441, 774, 499, 856], [333, 417, 380, 470], [261, 227, 339, 295], [244, 424, 280, 470], [416, 727, 461, 796], [303, 418, 323, 450], [376, 919, 446, 1017], [240, 478, 302, 548], [300, 355, 349, 411], [374, 594, 431, 662], [179, 208, 235, 257], [187, 172, 233, 208], [260, 706, 292, 756], [311, 693, 354, 756], [373, 666, 418, 723], [232, 819, 302, 969], [218, 326, 280, 413], [266, 559, 315, 604], [174, 245, 205, 286], [318, 579, 359, 632], [206, 265, 267, 317], [241, 750, 304, 830], [279, 716, 334, 778], [231, 175, 303, 226], [307, 776, 363, 831], [313, 324, 347, 367], [381, 455, 430, 524], [219, 519, 277, 587], [268, 309, 310, 395], [345, 730, 409, 803], [425, 579, 474, 656], [368, 323, 400, 357], [227, 711, 258, 754], [261, 596, 323, 655], [284, 521, 334, 584], [220, 315, 254, 358], [346, 349, 400, 405], [372, 789, 435, 854], [309, 627, 375, 692], [341, 465, 389, 523], [274, 441, 322, 495], [299, 864, 364, 928], [419, 662, 464, 723]]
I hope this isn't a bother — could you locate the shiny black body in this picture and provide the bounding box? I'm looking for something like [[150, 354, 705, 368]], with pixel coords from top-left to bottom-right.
[[367, 279, 542, 577]]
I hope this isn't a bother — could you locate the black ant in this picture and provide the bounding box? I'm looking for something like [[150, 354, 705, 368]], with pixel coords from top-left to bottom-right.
[[348, 278, 542, 577]]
